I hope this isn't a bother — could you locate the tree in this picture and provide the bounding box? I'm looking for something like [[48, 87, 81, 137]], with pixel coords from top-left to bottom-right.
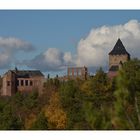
[[43, 77, 60, 104], [0, 104, 23, 130], [80, 68, 114, 129], [44, 92, 67, 129], [113, 58, 140, 129], [24, 113, 36, 129], [23, 91, 39, 109], [82, 101, 112, 129], [59, 80, 86, 129], [30, 112, 48, 130]]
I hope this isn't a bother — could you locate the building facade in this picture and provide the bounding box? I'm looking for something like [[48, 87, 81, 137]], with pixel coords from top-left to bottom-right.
[[2, 68, 45, 96], [108, 38, 130, 78], [67, 66, 88, 80]]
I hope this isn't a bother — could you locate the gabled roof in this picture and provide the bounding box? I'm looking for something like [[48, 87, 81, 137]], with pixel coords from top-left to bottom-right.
[[12, 70, 44, 78], [109, 65, 119, 72], [109, 38, 130, 55]]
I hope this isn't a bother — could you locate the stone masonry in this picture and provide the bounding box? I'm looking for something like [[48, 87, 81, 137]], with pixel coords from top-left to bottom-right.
[[2, 68, 45, 96]]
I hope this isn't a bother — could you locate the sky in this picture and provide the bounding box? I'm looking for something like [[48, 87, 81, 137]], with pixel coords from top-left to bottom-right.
[[0, 10, 140, 77]]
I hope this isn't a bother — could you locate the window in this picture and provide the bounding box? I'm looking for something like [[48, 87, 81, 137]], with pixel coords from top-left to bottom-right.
[[17, 80, 19, 86], [21, 80, 24, 86], [25, 80, 28, 86], [30, 80, 33, 86], [7, 81, 10, 86]]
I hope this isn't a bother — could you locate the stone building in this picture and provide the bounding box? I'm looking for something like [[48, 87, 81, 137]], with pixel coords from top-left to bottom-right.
[[108, 38, 130, 78], [2, 68, 45, 96], [67, 66, 88, 80]]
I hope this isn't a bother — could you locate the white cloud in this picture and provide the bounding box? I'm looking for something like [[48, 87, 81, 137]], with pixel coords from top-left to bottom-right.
[[0, 37, 34, 69], [0, 53, 11, 68], [0, 37, 34, 52], [43, 48, 63, 67], [76, 19, 140, 67], [25, 48, 73, 71], [63, 52, 73, 64]]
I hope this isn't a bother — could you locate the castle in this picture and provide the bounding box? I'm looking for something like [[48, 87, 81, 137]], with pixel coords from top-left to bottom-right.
[[2, 68, 45, 96], [67, 66, 88, 80], [108, 38, 130, 78], [1, 38, 130, 96], [67, 38, 130, 79]]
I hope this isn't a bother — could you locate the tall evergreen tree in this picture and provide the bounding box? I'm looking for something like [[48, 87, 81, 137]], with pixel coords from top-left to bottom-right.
[[113, 58, 140, 129], [30, 112, 48, 130]]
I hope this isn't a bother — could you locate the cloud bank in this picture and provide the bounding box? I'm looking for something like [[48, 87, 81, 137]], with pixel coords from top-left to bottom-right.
[[26, 19, 140, 72], [76, 19, 140, 67], [25, 48, 73, 72], [0, 37, 34, 69]]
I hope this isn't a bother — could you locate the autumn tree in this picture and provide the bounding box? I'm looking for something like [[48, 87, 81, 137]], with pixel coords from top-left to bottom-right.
[[44, 92, 67, 129]]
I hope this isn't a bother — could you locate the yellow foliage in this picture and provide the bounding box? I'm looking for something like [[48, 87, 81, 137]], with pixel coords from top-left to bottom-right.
[[44, 92, 67, 129], [80, 80, 92, 95], [24, 113, 36, 129]]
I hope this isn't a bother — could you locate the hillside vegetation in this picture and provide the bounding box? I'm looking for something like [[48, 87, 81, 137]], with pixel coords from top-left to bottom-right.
[[0, 58, 139, 130]]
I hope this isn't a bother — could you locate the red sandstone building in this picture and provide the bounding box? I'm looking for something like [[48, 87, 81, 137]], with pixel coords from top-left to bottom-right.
[[108, 38, 130, 78], [2, 68, 45, 96], [67, 66, 88, 80]]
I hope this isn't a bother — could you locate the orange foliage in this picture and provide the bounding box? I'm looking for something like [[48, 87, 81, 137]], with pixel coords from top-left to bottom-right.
[[44, 92, 67, 129]]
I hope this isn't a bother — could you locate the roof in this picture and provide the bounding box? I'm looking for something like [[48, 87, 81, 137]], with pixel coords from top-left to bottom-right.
[[109, 38, 130, 55], [109, 65, 119, 72], [12, 70, 44, 78]]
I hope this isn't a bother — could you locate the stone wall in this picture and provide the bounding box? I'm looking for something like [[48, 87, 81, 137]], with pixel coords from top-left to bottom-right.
[[107, 71, 118, 79], [67, 67, 88, 80], [17, 76, 45, 94], [109, 54, 129, 68], [2, 71, 16, 96], [2, 71, 45, 96]]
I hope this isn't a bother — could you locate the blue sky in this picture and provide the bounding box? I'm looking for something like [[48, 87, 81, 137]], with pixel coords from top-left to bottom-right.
[[0, 10, 140, 77]]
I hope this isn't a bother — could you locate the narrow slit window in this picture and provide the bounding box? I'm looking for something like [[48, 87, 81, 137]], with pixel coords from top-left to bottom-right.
[[7, 81, 10, 86], [17, 80, 19, 86]]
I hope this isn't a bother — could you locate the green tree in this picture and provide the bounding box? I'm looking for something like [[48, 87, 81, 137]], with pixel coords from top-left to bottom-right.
[[83, 101, 113, 129], [30, 112, 48, 130], [81, 68, 114, 129], [0, 104, 23, 130], [23, 91, 39, 109], [113, 58, 140, 129], [59, 80, 85, 129]]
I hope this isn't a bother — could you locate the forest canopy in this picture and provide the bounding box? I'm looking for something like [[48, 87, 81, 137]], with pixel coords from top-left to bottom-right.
[[0, 58, 139, 130]]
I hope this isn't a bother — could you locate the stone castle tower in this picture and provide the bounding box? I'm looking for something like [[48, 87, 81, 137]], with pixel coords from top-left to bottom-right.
[[108, 38, 130, 78], [2, 70, 17, 96]]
